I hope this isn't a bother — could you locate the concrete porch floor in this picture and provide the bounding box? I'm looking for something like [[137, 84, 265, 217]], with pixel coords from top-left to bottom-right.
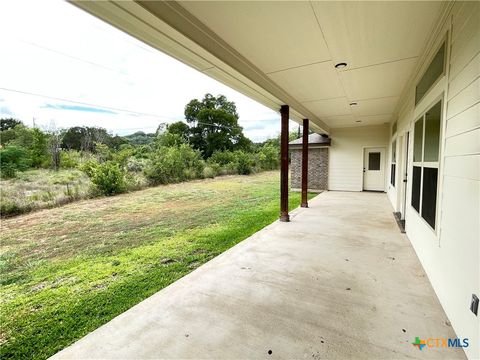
[[53, 192, 465, 359]]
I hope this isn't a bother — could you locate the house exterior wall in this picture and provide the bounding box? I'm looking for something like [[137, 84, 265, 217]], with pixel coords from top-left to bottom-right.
[[328, 124, 389, 191], [290, 147, 328, 191], [387, 2, 479, 358]]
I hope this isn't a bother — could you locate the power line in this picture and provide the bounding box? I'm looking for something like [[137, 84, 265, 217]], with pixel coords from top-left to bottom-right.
[[18, 39, 122, 75], [0, 87, 245, 131], [0, 86, 174, 120]]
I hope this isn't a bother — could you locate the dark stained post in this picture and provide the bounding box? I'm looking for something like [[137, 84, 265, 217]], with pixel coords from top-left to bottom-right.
[[301, 118, 309, 208], [280, 105, 290, 222]]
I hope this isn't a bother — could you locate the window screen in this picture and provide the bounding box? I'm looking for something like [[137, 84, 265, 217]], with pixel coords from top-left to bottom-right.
[[411, 166, 421, 212], [368, 152, 381, 170], [421, 167, 438, 228], [415, 43, 445, 105]]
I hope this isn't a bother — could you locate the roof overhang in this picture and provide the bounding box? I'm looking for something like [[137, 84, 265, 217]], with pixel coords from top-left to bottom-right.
[[70, 1, 450, 134]]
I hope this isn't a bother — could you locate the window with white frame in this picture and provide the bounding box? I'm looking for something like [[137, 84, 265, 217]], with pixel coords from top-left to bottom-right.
[[415, 43, 445, 105], [411, 100, 442, 229], [391, 139, 396, 187]]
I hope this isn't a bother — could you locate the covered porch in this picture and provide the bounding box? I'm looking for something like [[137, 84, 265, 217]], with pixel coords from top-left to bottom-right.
[[60, 1, 479, 357], [53, 191, 463, 359]]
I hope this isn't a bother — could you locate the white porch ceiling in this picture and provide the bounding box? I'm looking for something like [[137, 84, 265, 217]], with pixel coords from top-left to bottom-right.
[[71, 1, 447, 132], [180, 1, 444, 129]]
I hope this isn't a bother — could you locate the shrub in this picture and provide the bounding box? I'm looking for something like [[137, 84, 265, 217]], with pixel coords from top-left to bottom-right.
[[60, 150, 82, 169], [94, 142, 112, 162], [144, 144, 204, 185], [0, 145, 30, 178], [257, 145, 279, 170], [202, 166, 217, 179], [89, 161, 126, 196], [209, 150, 238, 166], [0, 200, 27, 217], [79, 159, 100, 178], [124, 172, 149, 191], [125, 157, 149, 173], [30, 128, 49, 168], [234, 151, 253, 175], [112, 147, 135, 166]]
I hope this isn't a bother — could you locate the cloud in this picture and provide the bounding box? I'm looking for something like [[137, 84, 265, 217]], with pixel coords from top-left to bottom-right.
[[243, 118, 278, 131], [41, 103, 117, 115], [0, 106, 14, 116]]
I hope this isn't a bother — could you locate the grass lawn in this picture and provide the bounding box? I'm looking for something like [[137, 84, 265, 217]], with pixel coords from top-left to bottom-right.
[[0, 171, 315, 359]]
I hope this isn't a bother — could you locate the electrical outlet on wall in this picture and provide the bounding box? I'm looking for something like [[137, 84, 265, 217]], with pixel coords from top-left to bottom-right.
[[470, 294, 479, 316]]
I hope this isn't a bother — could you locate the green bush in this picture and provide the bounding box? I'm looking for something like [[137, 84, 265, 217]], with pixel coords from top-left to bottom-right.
[[202, 166, 217, 179], [125, 157, 149, 173], [94, 142, 112, 162], [112, 147, 135, 166], [0, 145, 30, 178], [234, 151, 253, 175], [79, 159, 100, 178], [60, 150, 82, 169], [0, 124, 33, 147], [208, 150, 256, 175], [89, 161, 126, 196], [209, 150, 236, 166], [124, 172, 148, 191], [30, 128, 49, 168], [257, 145, 279, 170], [144, 144, 204, 185]]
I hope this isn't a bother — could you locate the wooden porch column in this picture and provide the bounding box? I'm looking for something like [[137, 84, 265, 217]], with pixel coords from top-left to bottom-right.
[[280, 105, 290, 222], [301, 118, 309, 208]]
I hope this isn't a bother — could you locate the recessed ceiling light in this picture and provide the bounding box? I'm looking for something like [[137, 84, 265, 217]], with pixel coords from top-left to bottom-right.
[[334, 62, 347, 69], [355, 120, 362, 123], [350, 102, 358, 106]]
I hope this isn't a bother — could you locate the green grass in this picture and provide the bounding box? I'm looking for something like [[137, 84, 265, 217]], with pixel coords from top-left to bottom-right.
[[0, 171, 315, 359]]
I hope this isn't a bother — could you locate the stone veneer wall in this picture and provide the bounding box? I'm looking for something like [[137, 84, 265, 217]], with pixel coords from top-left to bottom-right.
[[290, 147, 328, 191]]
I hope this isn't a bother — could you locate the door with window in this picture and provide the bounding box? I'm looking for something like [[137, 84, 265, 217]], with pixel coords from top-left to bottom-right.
[[363, 147, 385, 191]]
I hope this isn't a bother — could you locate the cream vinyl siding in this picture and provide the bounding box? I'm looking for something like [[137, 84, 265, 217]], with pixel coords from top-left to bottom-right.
[[328, 124, 389, 191], [439, 2, 479, 357], [390, 2, 479, 358]]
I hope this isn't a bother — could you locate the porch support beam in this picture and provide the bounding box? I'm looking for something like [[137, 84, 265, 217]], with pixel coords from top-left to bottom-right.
[[280, 105, 290, 222], [301, 118, 309, 208]]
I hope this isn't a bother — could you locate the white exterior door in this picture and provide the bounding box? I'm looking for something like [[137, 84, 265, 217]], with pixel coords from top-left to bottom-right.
[[363, 147, 385, 191]]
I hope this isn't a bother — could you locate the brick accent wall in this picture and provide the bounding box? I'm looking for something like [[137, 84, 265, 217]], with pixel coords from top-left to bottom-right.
[[290, 147, 328, 190]]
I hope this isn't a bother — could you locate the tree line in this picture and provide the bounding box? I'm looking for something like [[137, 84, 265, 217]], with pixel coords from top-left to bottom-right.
[[0, 94, 287, 196]]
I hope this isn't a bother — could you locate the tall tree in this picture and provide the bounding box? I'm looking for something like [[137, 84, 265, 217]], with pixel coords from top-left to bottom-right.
[[0, 118, 22, 131], [61, 126, 111, 152], [167, 121, 190, 142], [184, 93, 250, 158]]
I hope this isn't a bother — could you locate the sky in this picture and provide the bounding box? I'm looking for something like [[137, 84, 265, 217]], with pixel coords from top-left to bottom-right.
[[0, 0, 296, 142]]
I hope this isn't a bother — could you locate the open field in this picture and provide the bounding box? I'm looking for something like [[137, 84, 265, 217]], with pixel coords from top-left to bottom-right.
[[0, 169, 92, 217], [0, 171, 314, 359]]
